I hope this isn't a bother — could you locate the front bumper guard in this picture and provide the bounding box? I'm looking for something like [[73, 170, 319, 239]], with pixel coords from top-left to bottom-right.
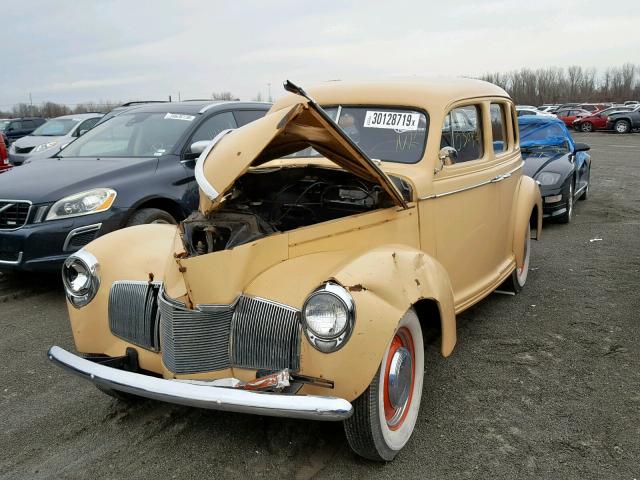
[[48, 346, 352, 421]]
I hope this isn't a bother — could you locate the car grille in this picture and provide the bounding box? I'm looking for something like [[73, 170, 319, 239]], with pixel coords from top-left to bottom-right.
[[14, 145, 34, 154], [159, 292, 234, 374], [156, 288, 302, 375], [0, 201, 30, 229], [109, 281, 162, 351], [230, 295, 301, 371]]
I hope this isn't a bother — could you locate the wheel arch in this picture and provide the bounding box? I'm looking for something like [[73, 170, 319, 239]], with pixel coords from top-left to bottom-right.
[[125, 196, 188, 225]]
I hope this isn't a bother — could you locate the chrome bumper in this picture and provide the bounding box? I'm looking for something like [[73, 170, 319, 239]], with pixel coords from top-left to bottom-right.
[[48, 346, 353, 421]]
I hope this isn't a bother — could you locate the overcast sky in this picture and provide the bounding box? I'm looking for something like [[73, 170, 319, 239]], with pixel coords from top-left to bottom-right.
[[2, 0, 639, 108]]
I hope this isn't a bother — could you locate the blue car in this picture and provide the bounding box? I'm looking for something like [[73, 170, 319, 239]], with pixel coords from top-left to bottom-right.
[[519, 116, 591, 223]]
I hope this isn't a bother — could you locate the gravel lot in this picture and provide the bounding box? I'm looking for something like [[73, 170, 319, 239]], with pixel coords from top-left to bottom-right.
[[1, 132, 639, 480]]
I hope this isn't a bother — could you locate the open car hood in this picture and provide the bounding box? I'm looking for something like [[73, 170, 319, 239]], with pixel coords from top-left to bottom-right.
[[195, 82, 407, 214]]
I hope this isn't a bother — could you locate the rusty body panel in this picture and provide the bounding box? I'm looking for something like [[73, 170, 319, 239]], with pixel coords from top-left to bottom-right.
[[64, 78, 541, 403]]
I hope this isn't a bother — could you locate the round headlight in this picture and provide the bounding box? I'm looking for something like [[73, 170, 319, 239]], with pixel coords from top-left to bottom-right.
[[62, 249, 100, 308], [302, 282, 355, 353]]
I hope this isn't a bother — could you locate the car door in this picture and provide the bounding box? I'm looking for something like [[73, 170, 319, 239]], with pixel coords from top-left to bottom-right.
[[429, 101, 517, 309]]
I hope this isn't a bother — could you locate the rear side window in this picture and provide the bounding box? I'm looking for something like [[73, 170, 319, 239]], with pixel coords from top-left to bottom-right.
[[234, 110, 267, 127], [22, 120, 35, 129], [9, 121, 22, 130], [490, 104, 507, 153], [441, 105, 483, 163], [190, 112, 237, 143]]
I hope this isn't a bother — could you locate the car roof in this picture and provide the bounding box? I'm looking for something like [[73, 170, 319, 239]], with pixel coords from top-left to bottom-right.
[[271, 78, 510, 114], [517, 115, 565, 126], [50, 113, 104, 120], [128, 100, 272, 115]]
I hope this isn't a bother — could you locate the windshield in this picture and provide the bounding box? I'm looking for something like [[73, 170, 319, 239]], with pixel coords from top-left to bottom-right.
[[32, 118, 80, 136], [288, 106, 428, 164], [59, 111, 194, 158], [0, 120, 10, 131], [519, 123, 570, 153]]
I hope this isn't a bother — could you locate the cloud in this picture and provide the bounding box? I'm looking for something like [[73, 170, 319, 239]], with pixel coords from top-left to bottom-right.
[[0, 0, 638, 108]]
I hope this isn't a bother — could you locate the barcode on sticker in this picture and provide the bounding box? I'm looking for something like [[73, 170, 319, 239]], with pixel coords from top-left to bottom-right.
[[164, 113, 195, 121], [363, 111, 420, 131]]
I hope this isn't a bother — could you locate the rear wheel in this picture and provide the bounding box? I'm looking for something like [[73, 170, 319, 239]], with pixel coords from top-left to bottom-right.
[[504, 223, 531, 293], [614, 120, 630, 134], [344, 309, 424, 461], [126, 208, 177, 227], [580, 122, 593, 132]]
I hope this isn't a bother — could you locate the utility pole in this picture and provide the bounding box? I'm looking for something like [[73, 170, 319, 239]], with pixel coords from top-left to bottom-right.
[[169, 95, 172, 102], [29, 92, 33, 115], [267, 83, 272, 102], [178, 91, 181, 101]]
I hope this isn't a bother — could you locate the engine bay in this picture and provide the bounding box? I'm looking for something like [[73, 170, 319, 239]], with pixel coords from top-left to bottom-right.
[[181, 166, 398, 256]]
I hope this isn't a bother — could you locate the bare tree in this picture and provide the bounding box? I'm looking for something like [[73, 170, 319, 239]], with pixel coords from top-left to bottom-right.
[[211, 91, 235, 101]]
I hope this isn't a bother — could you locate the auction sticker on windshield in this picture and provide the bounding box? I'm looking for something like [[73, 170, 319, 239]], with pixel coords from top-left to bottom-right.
[[364, 111, 420, 131], [164, 113, 195, 121]]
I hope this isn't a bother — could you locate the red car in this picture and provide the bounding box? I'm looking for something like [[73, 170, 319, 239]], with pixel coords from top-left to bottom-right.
[[572, 106, 636, 132], [555, 108, 591, 127], [0, 133, 11, 172]]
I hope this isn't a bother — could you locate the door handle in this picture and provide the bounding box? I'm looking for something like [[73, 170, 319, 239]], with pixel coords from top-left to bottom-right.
[[491, 172, 512, 183]]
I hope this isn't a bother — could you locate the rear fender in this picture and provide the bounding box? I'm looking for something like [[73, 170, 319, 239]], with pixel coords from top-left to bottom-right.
[[513, 175, 542, 268]]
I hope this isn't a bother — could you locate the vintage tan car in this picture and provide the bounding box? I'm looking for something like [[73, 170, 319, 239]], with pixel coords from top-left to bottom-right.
[[49, 79, 542, 461]]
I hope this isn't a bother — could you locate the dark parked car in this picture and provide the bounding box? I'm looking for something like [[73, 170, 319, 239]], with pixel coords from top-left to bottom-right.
[[606, 105, 640, 133], [519, 115, 591, 223], [0, 101, 270, 271], [572, 105, 635, 132], [1, 117, 47, 144]]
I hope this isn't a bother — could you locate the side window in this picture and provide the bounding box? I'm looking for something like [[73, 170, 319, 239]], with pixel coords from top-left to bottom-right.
[[75, 117, 100, 136], [440, 105, 483, 163], [490, 103, 507, 153], [234, 110, 267, 127], [8, 121, 22, 130], [22, 120, 35, 129], [190, 112, 237, 143]]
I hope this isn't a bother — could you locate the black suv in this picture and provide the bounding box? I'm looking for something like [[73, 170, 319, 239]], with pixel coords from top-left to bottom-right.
[[0, 101, 270, 271], [606, 105, 640, 133], [1, 117, 47, 144]]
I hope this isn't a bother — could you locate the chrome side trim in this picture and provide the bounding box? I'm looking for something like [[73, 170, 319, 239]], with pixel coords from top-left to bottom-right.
[[194, 129, 234, 201], [574, 184, 587, 197], [419, 162, 523, 200], [48, 346, 353, 421], [198, 101, 231, 114], [0, 251, 22, 265], [62, 223, 102, 252]]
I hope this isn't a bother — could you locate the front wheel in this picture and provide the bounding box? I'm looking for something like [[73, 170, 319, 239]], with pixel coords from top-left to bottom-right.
[[344, 309, 424, 461], [126, 208, 177, 227], [557, 178, 574, 224]]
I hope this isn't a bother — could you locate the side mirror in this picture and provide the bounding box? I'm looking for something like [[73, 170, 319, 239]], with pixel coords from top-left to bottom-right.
[[78, 129, 88, 136], [6, 126, 14, 133], [435, 146, 458, 174], [574, 142, 590, 152], [190, 140, 211, 155]]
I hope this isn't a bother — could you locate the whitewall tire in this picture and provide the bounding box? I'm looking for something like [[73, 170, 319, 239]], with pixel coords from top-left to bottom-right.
[[344, 309, 424, 461]]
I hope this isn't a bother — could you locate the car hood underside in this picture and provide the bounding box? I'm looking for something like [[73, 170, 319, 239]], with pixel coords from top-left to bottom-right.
[[197, 98, 408, 214]]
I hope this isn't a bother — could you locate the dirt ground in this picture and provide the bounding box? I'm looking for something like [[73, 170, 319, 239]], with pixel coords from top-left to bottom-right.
[[1, 132, 639, 480]]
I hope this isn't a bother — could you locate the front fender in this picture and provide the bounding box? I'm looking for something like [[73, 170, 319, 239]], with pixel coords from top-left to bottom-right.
[[245, 245, 456, 401], [513, 175, 542, 268], [68, 224, 185, 369]]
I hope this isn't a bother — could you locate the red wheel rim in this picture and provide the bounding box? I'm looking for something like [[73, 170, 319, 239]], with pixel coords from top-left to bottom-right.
[[383, 327, 415, 430]]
